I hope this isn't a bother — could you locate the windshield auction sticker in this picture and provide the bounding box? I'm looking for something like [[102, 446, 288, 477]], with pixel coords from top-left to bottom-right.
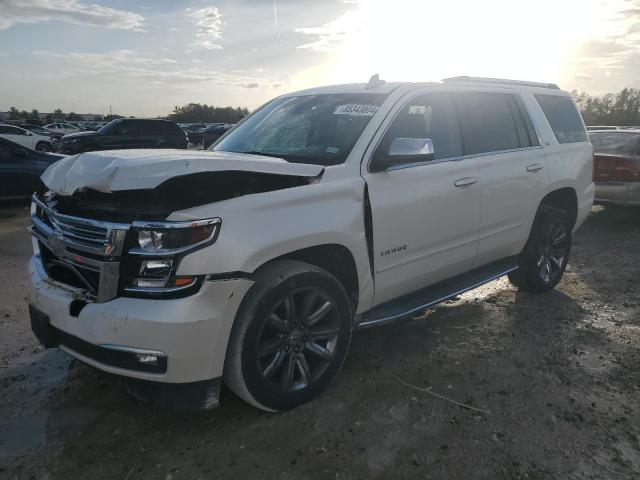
[[333, 104, 379, 116]]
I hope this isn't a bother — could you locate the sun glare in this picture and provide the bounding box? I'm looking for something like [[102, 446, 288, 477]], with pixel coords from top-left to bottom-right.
[[307, 0, 620, 88]]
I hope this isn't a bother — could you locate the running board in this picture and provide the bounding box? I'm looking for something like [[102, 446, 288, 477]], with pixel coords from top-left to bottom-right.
[[356, 257, 518, 329]]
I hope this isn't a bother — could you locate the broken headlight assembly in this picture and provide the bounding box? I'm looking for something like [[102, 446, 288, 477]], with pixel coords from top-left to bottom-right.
[[123, 218, 221, 297]]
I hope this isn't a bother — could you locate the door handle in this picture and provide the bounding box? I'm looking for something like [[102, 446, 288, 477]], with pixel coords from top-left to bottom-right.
[[454, 177, 478, 187], [526, 163, 544, 172]]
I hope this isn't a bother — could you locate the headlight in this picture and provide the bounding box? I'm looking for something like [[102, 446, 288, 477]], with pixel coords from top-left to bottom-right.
[[123, 218, 220, 296], [134, 219, 220, 252]]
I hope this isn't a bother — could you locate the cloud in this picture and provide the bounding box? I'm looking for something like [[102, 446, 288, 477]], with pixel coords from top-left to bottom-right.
[[186, 6, 224, 50], [0, 0, 144, 31], [571, 40, 635, 70], [32, 49, 265, 87], [295, 13, 354, 51]]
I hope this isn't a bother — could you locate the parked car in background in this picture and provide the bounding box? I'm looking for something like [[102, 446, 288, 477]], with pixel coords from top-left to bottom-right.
[[203, 123, 233, 148], [586, 125, 621, 131], [18, 124, 54, 137], [0, 124, 53, 152], [57, 119, 188, 154], [182, 124, 206, 145], [590, 129, 640, 206], [28, 76, 593, 411], [0, 137, 63, 198], [44, 123, 81, 135]]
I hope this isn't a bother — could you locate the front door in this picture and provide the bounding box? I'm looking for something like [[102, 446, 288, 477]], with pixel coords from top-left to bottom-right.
[[362, 92, 482, 306]]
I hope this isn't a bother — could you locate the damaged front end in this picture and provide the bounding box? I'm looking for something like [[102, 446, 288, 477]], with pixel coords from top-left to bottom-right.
[[30, 158, 321, 304]]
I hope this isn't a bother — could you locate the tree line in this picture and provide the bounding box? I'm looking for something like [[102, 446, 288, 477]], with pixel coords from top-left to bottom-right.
[[167, 103, 249, 124], [5, 106, 122, 123], [5, 102, 250, 125], [572, 87, 640, 126], [8, 89, 640, 127]]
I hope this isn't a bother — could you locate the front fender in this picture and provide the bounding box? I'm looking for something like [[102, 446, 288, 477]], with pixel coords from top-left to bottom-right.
[[172, 176, 374, 311]]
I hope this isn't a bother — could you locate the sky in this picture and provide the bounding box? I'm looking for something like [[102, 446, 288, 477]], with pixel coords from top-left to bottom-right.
[[1, 0, 640, 117]]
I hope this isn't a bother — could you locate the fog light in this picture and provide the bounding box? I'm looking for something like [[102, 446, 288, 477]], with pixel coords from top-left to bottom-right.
[[136, 353, 159, 364], [139, 259, 172, 276]]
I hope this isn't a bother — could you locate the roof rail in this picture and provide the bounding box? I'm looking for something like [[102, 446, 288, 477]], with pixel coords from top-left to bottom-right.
[[442, 76, 560, 90]]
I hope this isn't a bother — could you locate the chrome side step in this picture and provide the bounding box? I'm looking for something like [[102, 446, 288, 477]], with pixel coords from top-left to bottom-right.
[[356, 257, 518, 329]]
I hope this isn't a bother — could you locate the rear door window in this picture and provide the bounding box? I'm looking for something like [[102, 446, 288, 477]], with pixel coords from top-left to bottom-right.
[[454, 92, 522, 155], [535, 94, 587, 144]]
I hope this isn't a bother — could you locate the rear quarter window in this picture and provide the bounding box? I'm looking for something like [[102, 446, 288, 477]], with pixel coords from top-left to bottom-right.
[[535, 94, 587, 144]]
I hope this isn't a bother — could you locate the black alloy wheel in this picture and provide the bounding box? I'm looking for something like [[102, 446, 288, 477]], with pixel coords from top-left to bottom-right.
[[535, 217, 569, 286], [256, 286, 340, 392], [224, 260, 353, 411], [508, 206, 572, 293]]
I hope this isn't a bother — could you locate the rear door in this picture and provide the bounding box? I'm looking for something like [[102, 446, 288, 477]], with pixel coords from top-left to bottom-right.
[[362, 92, 482, 305], [453, 91, 547, 267]]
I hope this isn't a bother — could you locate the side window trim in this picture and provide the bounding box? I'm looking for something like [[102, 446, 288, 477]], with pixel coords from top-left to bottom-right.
[[510, 94, 539, 147], [365, 89, 545, 173], [369, 92, 463, 170]]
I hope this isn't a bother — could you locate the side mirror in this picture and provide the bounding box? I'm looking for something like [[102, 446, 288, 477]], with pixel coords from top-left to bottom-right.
[[370, 137, 435, 172]]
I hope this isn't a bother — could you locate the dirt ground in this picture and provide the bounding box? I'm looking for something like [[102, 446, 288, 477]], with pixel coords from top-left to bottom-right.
[[1, 203, 639, 480]]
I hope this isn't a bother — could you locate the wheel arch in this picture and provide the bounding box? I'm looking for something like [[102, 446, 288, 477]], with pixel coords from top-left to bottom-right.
[[539, 187, 578, 228], [255, 244, 360, 313]]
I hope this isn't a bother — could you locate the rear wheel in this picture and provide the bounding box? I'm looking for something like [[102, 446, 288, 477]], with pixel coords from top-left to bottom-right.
[[508, 206, 572, 293], [224, 260, 353, 411], [35, 142, 52, 152]]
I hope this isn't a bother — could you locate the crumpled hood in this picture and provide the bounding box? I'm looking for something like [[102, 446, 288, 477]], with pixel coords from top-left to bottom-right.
[[41, 149, 324, 195]]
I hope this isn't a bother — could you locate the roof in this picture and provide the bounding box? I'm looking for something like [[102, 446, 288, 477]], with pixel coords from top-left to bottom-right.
[[281, 76, 567, 98]]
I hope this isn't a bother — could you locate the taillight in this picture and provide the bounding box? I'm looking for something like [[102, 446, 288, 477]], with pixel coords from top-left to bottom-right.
[[613, 158, 640, 182], [593, 154, 640, 182]]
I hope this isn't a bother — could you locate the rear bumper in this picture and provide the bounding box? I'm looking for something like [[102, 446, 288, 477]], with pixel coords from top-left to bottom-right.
[[28, 255, 253, 384], [595, 182, 640, 206]]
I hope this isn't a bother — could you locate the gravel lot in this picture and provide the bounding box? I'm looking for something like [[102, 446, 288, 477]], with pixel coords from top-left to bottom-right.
[[1, 204, 639, 479]]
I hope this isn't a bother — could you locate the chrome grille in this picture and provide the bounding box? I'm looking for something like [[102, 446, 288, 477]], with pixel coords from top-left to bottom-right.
[[49, 215, 108, 249], [30, 194, 130, 302]]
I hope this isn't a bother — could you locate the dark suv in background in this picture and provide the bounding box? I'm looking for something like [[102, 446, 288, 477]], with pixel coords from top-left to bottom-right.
[[58, 119, 188, 155]]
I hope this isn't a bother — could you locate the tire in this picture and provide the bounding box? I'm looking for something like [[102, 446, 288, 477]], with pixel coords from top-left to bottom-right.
[[35, 141, 52, 152], [224, 260, 353, 411], [508, 206, 572, 293]]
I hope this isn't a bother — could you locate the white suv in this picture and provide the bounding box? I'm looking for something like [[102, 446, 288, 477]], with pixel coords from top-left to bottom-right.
[[28, 77, 594, 411]]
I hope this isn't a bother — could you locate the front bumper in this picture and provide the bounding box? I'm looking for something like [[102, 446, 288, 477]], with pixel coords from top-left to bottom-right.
[[595, 181, 640, 206], [28, 255, 253, 383]]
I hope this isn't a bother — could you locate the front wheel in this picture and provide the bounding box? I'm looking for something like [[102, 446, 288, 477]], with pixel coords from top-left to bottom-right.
[[35, 142, 52, 152], [508, 206, 572, 293], [224, 260, 353, 411]]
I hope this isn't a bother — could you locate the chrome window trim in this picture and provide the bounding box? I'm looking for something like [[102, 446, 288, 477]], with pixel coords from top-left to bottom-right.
[[366, 89, 544, 173], [385, 145, 545, 172]]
